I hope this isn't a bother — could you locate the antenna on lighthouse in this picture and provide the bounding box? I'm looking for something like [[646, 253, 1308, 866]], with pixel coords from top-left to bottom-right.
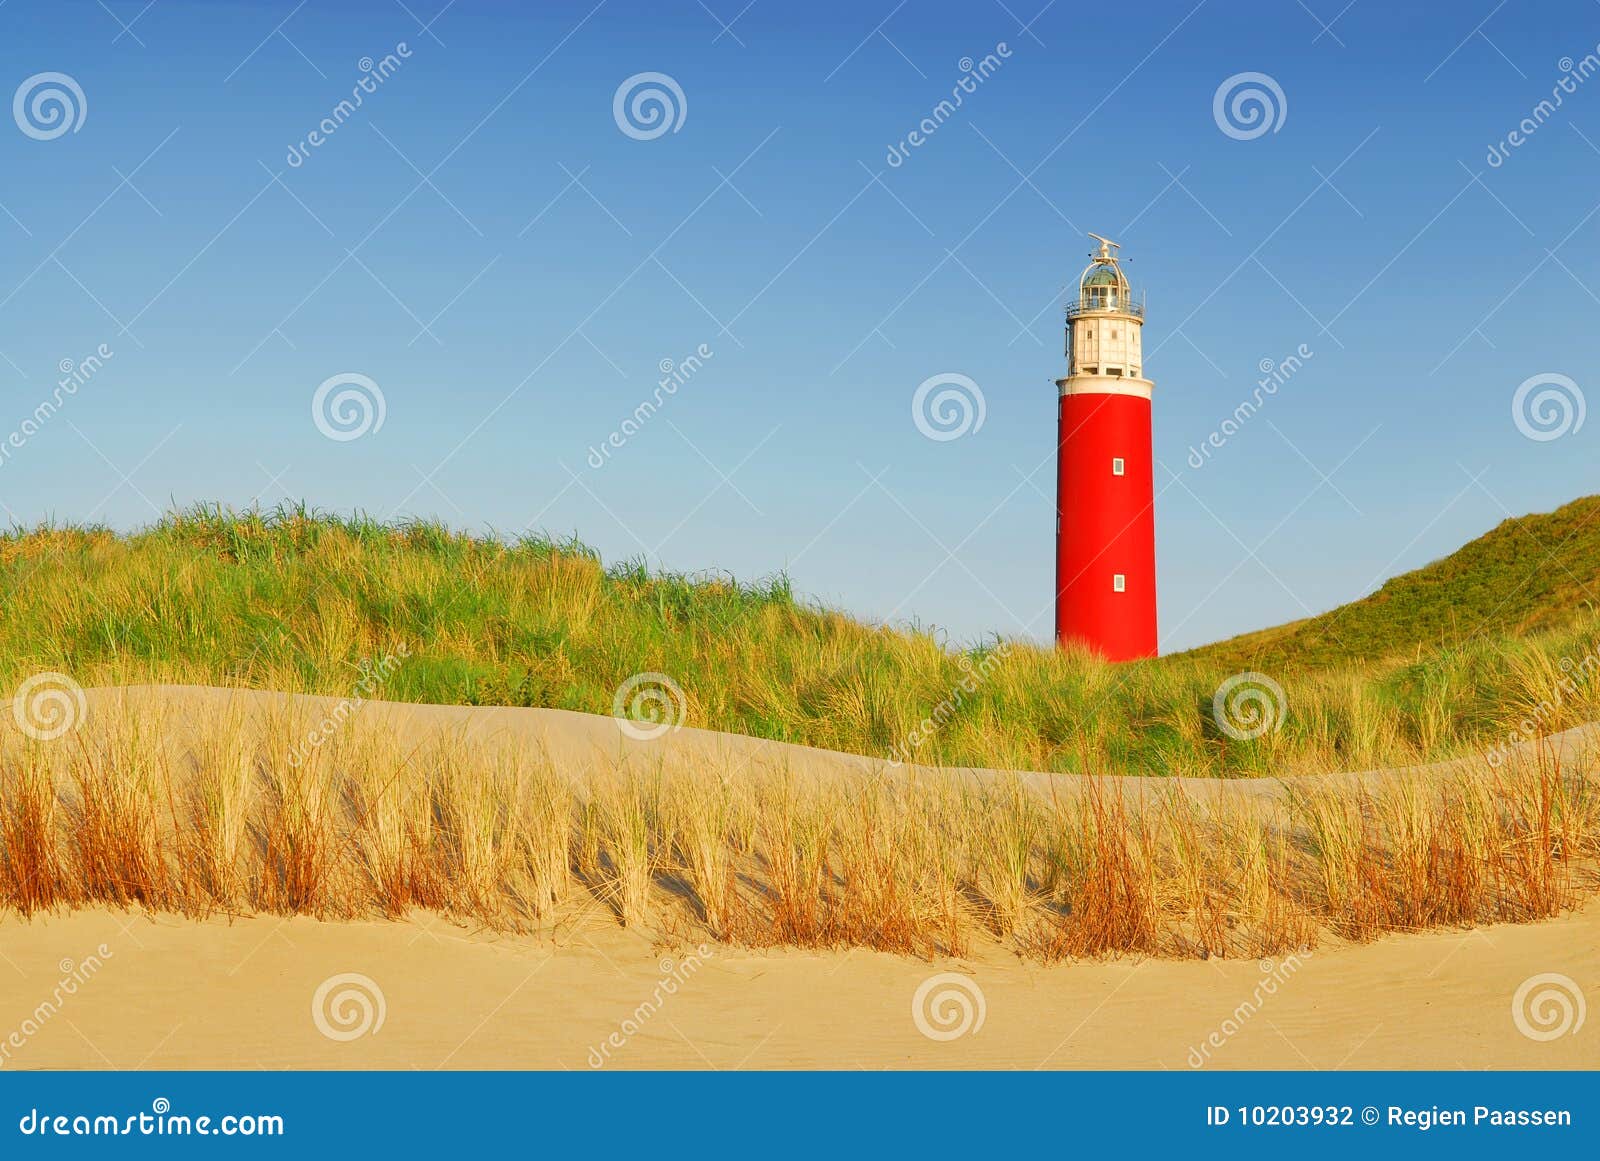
[[1086, 232, 1120, 261]]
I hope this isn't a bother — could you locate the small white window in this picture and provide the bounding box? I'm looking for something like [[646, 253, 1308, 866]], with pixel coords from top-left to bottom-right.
[[1113, 573, 1126, 593], [1111, 457, 1125, 476]]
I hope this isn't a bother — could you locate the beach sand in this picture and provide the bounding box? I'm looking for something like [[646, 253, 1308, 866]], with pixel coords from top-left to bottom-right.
[[0, 685, 1594, 1071], [0, 901, 1593, 1070]]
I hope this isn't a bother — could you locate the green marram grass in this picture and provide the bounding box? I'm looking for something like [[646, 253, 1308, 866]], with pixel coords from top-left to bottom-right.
[[3, 499, 1598, 778], [1180, 495, 1600, 670]]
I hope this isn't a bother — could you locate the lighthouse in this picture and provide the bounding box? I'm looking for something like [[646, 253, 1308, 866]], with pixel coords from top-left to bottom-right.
[[1054, 234, 1158, 661]]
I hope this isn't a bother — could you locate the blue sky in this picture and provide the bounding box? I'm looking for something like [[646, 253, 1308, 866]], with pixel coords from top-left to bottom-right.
[[1, 0, 1596, 651]]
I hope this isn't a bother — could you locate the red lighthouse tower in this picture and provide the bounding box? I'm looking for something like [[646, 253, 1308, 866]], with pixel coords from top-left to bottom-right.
[[1054, 234, 1158, 661]]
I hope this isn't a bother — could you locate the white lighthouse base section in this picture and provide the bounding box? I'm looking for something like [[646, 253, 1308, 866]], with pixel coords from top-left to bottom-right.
[[1057, 374, 1154, 400]]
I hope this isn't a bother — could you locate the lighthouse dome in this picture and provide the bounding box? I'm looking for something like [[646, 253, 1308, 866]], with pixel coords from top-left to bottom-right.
[[1066, 234, 1144, 318], [1078, 262, 1127, 313]]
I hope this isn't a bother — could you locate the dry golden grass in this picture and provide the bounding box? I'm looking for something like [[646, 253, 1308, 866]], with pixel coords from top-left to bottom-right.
[[2, 705, 1596, 963]]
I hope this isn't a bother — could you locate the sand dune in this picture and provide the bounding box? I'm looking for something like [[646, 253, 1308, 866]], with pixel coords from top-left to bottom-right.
[[81, 683, 1600, 798], [0, 685, 1594, 1071], [1, 901, 1593, 1070]]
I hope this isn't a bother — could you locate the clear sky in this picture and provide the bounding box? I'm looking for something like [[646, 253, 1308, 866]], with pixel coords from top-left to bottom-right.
[[1, 0, 1596, 651]]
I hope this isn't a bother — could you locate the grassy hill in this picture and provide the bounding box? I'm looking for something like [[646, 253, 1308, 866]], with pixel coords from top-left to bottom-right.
[[1182, 496, 1600, 671], [2, 501, 1598, 778]]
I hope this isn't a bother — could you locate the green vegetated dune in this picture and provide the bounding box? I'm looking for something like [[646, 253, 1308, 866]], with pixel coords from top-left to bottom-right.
[[2, 499, 1598, 778], [1179, 495, 1600, 672]]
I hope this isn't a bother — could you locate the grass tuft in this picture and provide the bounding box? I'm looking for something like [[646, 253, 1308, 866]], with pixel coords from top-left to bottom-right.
[[1, 706, 1594, 960]]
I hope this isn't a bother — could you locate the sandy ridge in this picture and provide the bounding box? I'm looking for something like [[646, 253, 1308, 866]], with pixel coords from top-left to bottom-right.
[[79, 684, 1600, 800]]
